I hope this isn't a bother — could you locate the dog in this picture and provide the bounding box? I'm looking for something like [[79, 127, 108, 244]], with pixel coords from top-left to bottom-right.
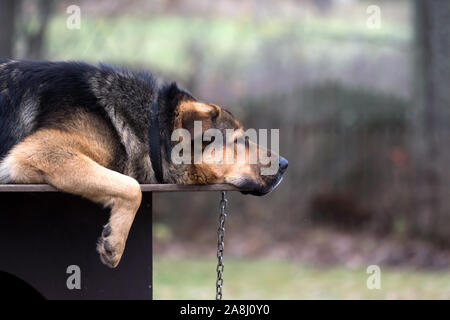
[[0, 59, 288, 267]]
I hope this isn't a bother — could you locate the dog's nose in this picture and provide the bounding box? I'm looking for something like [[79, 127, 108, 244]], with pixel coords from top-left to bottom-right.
[[279, 156, 288, 173]]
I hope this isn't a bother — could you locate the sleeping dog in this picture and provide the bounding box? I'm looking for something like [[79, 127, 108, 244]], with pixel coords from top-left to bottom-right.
[[0, 60, 288, 267]]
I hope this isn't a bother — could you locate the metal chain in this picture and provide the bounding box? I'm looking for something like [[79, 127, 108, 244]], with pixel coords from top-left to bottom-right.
[[216, 191, 228, 300]]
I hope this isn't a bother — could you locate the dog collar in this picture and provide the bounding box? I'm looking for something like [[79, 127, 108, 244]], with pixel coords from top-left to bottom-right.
[[149, 101, 164, 183]]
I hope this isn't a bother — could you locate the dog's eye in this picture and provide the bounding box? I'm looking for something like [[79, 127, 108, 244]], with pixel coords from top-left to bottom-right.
[[233, 136, 250, 148]]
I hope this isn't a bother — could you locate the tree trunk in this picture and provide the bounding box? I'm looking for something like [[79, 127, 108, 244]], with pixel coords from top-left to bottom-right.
[[0, 0, 16, 58], [412, 0, 450, 243], [24, 0, 53, 60]]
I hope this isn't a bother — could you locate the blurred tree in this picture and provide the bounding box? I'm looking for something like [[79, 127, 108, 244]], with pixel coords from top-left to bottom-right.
[[19, 0, 54, 60], [0, 0, 16, 58], [413, 0, 450, 243], [313, 0, 332, 14]]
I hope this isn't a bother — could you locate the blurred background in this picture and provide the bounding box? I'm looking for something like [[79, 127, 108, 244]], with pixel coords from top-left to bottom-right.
[[1, 0, 450, 299]]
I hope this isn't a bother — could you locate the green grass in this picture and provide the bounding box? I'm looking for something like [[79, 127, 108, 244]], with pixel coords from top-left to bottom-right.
[[45, 14, 410, 77], [154, 257, 450, 299]]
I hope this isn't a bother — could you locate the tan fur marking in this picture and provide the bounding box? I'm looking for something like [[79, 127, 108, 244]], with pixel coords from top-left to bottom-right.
[[173, 101, 217, 135], [5, 112, 141, 268]]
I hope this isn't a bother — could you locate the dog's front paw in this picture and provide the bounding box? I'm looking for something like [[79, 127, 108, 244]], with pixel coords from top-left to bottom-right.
[[96, 224, 124, 268]]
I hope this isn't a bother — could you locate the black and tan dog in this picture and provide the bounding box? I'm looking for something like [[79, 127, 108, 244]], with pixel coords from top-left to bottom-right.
[[0, 59, 287, 267]]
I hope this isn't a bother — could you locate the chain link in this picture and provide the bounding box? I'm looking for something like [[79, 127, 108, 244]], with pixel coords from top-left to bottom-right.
[[216, 191, 228, 300]]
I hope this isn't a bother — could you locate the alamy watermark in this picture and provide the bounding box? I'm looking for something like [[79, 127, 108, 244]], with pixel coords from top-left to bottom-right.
[[66, 264, 81, 290], [66, 5, 81, 30], [366, 265, 381, 290], [170, 121, 280, 175], [366, 5, 381, 29]]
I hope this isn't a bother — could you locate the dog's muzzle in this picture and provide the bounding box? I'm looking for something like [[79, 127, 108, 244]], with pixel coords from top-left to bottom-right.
[[241, 156, 288, 196]]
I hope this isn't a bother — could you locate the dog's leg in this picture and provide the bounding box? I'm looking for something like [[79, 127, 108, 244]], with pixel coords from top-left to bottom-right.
[[5, 128, 142, 268]]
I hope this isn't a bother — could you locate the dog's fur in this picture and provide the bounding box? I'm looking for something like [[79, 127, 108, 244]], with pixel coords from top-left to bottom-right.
[[0, 60, 287, 267]]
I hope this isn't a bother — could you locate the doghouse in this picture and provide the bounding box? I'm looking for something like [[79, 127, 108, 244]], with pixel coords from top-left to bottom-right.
[[0, 184, 237, 300]]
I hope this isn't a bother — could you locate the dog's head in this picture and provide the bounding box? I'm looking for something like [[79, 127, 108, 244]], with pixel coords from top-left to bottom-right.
[[160, 83, 288, 196]]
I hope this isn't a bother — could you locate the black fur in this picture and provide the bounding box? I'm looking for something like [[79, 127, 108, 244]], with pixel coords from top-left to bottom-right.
[[0, 59, 188, 180]]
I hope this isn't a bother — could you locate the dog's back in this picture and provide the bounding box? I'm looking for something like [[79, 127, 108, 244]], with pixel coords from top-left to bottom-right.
[[0, 60, 103, 159], [0, 59, 29, 158]]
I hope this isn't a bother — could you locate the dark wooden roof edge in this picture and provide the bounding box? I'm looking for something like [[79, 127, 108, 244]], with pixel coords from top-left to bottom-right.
[[0, 184, 243, 193]]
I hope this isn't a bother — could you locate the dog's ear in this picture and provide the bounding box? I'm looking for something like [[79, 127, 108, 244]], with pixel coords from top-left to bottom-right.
[[161, 82, 195, 112], [164, 83, 219, 138], [175, 101, 219, 138]]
